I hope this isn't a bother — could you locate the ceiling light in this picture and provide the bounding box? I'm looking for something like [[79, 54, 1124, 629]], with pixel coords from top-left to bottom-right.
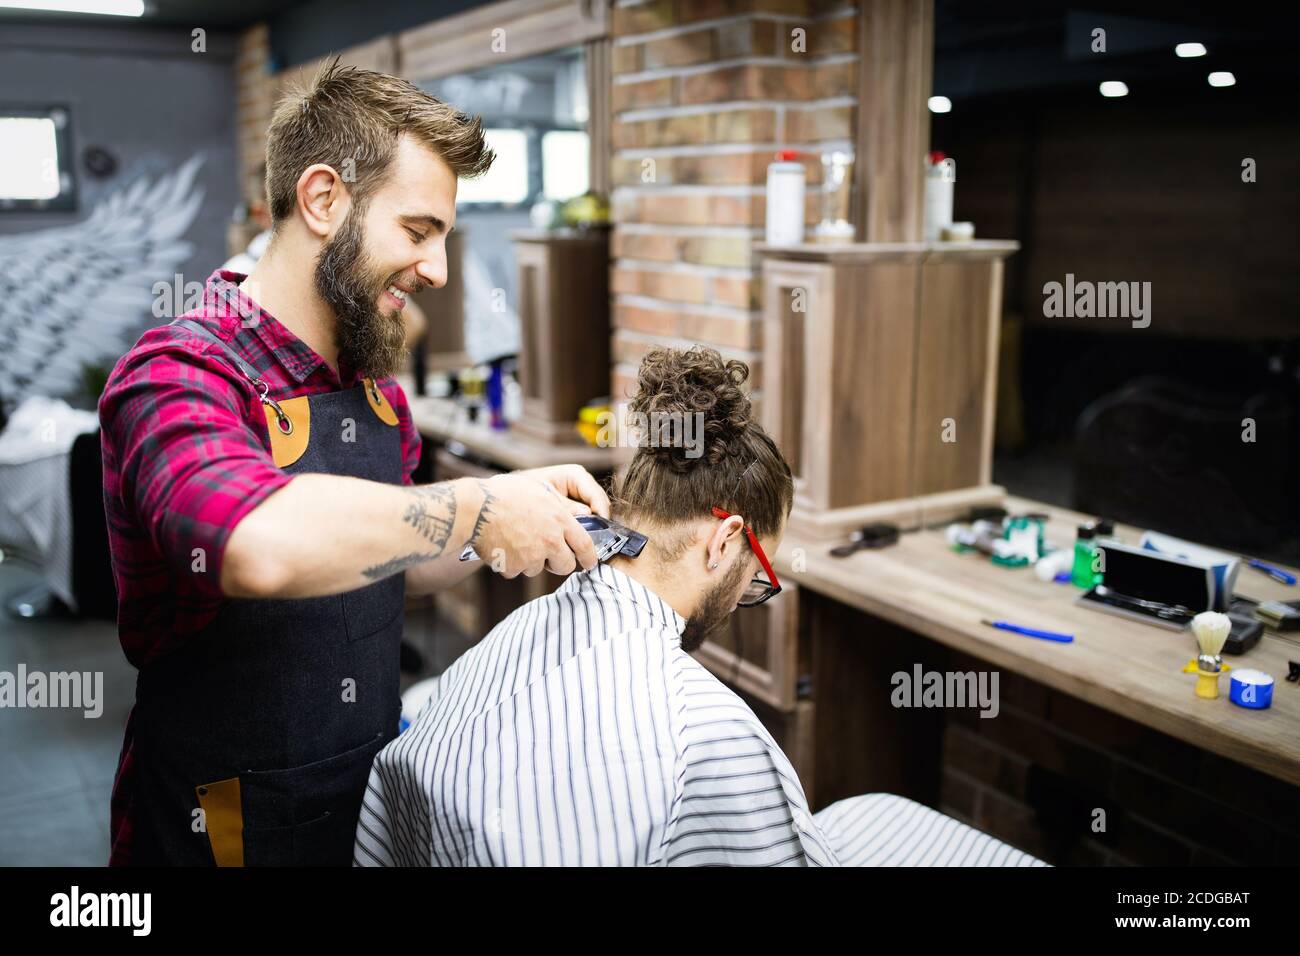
[[1099, 81, 1129, 98], [1207, 71, 1236, 87], [928, 96, 952, 114], [1175, 42, 1207, 58], [0, 0, 144, 15]]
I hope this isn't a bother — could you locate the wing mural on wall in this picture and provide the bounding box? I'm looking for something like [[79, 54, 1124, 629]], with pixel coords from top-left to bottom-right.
[[0, 154, 206, 412]]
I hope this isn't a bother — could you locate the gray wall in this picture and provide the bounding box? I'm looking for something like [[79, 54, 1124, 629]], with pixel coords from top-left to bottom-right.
[[0, 22, 240, 289]]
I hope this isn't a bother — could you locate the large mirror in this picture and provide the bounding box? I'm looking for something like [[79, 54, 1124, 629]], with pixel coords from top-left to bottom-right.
[[931, 2, 1298, 561], [416, 46, 591, 369]]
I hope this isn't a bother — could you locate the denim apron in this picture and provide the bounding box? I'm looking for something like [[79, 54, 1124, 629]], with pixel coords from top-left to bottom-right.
[[128, 318, 404, 866]]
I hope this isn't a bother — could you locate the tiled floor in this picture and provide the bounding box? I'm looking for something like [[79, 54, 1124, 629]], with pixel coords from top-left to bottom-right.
[[0, 563, 130, 865], [0, 561, 476, 867]]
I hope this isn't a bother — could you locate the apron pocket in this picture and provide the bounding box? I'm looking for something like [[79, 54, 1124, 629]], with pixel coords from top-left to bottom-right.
[[240, 730, 390, 865], [242, 811, 341, 867]]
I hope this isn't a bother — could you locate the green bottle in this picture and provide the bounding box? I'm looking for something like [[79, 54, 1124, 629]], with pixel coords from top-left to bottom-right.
[[1071, 524, 1098, 588]]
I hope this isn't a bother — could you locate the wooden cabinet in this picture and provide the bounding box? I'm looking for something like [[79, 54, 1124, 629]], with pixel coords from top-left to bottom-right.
[[757, 240, 1018, 538], [512, 230, 611, 444], [762, 257, 917, 509]]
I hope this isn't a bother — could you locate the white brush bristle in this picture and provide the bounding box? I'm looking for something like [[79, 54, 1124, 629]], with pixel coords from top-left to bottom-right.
[[1192, 611, 1231, 656]]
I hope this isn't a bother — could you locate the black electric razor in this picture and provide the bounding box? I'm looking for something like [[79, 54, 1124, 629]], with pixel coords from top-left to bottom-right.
[[459, 514, 649, 563]]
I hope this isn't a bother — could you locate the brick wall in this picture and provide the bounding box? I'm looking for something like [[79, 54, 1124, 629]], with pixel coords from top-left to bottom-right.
[[234, 23, 274, 209], [234, 2, 863, 408], [939, 648, 1300, 865], [609, 0, 858, 407]]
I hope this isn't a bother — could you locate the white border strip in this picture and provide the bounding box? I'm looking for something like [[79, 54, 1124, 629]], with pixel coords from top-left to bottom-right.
[[615, 292, 757, 320], [615, 222, 761, 237], [614, 6, 855, 46], [615, 51, 857, 85], [615, 258, 754, 278], [618, 94, 855, 123], [614, 138, 854, 158]]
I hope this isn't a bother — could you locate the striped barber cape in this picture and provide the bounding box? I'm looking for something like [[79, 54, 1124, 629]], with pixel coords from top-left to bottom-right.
[[354, 562, 1046, 868]]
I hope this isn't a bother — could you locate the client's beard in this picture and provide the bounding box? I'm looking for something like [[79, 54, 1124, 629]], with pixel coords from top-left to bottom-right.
[[313, 211, 411, 378], [680, 558, 749, 654]]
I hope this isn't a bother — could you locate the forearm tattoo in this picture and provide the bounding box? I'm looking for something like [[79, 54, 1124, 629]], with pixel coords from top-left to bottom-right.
[[402, 482, 457, 554], [468, 479, 496, 549], [362, 552, 441, 581]]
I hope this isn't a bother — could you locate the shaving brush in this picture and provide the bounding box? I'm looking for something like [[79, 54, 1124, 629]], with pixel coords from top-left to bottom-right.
[[1182, 611, 1233, 699]]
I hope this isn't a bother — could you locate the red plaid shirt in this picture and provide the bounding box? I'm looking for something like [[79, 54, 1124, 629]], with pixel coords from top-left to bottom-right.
[[98, 269, 422, 865]]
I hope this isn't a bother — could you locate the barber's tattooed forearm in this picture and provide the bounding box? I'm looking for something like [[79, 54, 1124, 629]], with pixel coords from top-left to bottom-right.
[[467, 479, 496, 548], [362, 552, 441, 580], [403, 483, 457, 554]]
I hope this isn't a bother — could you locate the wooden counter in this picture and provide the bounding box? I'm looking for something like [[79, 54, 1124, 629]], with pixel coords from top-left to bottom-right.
[[771, 496, 1300, 789], [396, 373, 631, 473]]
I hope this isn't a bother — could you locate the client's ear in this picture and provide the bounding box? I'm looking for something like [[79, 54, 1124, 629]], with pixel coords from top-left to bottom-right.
[[705, 515, 746, 571]]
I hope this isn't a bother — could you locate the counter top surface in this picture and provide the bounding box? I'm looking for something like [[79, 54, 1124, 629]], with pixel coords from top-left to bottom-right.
[[775, 495, 1300, 788]]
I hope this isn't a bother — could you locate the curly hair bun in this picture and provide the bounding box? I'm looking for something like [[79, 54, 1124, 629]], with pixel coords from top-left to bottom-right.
[[628, 346, 752, 473]]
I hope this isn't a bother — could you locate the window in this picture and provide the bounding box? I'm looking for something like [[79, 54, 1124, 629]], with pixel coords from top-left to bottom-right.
[[453, 126, 589, 209], [0, 107, 76, 211], [541, 129, 589, 201], [457, 128, 530, 206]]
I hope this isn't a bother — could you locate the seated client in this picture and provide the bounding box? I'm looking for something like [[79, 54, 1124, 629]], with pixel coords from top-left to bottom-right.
[[355, 347, 1046, 867]]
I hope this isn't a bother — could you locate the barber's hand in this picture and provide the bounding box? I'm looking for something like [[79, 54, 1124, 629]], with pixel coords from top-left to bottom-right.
[[472, 470, 603, 578], [515, 464, 611, 520]]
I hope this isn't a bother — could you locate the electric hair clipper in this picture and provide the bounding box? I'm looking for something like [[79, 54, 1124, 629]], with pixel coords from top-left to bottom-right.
[[459, 514, 649, 563]]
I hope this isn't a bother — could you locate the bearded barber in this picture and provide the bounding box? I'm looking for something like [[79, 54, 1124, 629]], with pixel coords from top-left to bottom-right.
[[98, 62, 607, 866]]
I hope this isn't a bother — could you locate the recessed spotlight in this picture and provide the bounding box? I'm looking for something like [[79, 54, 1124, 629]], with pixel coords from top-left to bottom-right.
[[1208, 71, 1236, 87], [928, 96, 952, 114], [1099, 81, 1129, 98], [1175, 42, 1207, 58]]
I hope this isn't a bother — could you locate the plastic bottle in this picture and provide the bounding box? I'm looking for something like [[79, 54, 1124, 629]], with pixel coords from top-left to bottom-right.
[[1071, 524, 1098, 588], [923, 150, 954, 242], [486, 361, 505, 430], [765, 150, 805, 246]]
